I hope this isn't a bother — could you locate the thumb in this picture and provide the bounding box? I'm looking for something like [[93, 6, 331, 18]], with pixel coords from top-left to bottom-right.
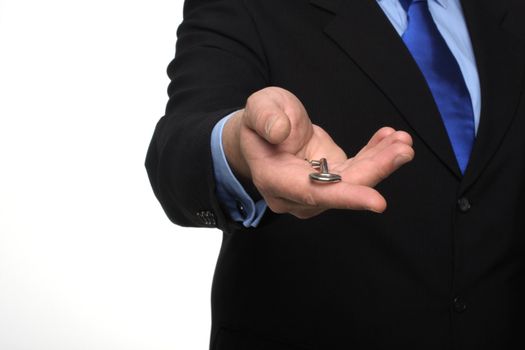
[[243, 93, 292, 145], [261, 113, 292, 144]]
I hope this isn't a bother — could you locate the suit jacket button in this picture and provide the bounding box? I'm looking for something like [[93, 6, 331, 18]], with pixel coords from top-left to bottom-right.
[[457, 197, 471, 212], [453, 297, 467, 313]]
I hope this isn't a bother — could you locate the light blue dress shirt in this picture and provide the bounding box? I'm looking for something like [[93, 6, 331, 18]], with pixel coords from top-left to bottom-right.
[[210, 0, 481, 227]]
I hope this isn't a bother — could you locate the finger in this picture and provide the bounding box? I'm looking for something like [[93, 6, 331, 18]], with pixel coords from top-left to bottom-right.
[[271, 183, 386, 216], [358, 127, 396, 154], [296, 183, 387, 213], [265, 186, 386, 215], [342, 141, 415, 187], [355, 130, 413, 160], [264, 196, 326, 219]]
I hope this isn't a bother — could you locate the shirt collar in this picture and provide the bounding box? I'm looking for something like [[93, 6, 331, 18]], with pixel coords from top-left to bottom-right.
[[377, 0, 448, 9]]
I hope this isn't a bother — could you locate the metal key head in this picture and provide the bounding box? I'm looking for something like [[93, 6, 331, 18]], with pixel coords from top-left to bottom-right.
[[308, 158, 342, 183], [309, 172, 342, 183]]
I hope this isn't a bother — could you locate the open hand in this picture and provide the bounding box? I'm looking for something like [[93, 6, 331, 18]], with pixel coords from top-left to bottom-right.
[[222, 87, 414, 219]]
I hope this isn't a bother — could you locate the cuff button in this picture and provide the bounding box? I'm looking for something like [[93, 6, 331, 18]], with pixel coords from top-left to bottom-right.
[[236, 200, 247, 219]]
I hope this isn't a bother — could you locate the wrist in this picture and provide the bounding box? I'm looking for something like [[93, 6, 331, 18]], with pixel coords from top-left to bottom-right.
[[223, 109, 251, 181]]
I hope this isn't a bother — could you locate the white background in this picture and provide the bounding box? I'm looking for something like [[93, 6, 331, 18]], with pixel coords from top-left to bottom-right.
[[0, 1, 223, 349]]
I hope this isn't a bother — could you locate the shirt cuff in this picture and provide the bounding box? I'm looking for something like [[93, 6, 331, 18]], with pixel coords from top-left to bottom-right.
[[210, 112, 267, 227]]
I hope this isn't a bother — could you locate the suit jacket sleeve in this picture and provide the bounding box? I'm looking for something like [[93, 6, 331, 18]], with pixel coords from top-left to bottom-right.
[[145, 0, 269, 230]]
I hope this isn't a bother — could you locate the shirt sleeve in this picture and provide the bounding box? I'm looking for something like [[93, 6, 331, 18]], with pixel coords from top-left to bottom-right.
[[210, 112, 267, 227]]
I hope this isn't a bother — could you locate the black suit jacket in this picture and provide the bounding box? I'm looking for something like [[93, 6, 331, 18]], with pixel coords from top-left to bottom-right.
[[146, 0, 525, 348]]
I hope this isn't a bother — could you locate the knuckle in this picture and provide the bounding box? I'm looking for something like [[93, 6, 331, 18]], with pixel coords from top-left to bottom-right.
[[378, 126, 395, 137], [396, 130, 413, 143], [392, 131, 412, 144], [391, 142, 411, 155]]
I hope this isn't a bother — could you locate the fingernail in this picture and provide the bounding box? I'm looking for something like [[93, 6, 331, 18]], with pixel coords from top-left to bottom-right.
[[265, 116, 277, 138]]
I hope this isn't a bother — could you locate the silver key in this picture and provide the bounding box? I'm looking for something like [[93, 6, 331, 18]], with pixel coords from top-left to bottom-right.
[[309, 158, 342, 183]]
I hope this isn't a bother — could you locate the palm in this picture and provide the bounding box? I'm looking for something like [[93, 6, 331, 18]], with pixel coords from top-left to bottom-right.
[[240, 120, 412, 217], [227, 86, 414, 218]]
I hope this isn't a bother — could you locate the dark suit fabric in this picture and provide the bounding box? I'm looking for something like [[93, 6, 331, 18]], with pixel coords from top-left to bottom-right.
[[146, 0, 525, 349]]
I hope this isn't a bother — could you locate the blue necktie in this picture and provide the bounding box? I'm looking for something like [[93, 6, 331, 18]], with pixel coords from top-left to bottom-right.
[[400, 0, 475, 173]]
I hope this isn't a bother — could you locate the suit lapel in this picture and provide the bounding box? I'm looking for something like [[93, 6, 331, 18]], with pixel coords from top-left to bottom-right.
[[310, 0, 462, 178], [459, 0, 525, 193]]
